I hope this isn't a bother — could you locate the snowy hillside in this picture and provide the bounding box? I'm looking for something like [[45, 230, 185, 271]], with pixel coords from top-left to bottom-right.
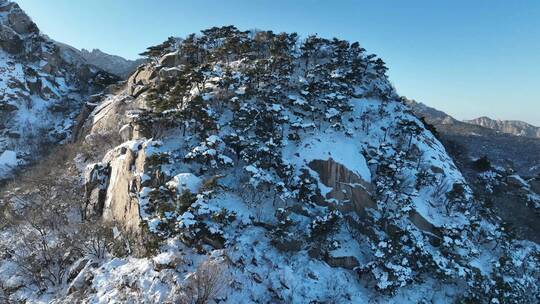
[[0, 0, 118, 179], [1, 25, 539, 303]]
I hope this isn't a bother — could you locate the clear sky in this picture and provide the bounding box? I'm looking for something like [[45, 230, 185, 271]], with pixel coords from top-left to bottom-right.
[[15, 0, 540, 125]]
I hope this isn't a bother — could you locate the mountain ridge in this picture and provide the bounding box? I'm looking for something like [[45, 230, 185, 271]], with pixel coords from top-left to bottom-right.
[[406, 99, 540, 176], [78, 48, 146, 78], [54, 42, 146, 78], [466, 116, 540, 138]]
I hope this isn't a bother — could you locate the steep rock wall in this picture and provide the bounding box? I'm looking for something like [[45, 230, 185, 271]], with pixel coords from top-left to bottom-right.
[[309, 158, 375, 217], [85, 143, 148, 233], [309, 158, 441, 238]]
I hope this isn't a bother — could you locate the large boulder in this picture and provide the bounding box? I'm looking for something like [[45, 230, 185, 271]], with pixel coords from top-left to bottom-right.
[[127, 65, 156, 97], [325, 255, 360, 270], [0, 24, 23, 54], [83, 163, 110, 219], [158, 66, 182, 80], [101, 147, 142, 232], [84, 94, 143, 138], [84, 141, 151, 234], [158, 51, 181, 67]]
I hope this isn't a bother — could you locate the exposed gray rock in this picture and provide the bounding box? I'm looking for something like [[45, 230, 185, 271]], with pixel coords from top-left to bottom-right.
[[309, 158, 441, 237], [84, 142, 150, 234], [325, 255, 360, 270], [83, 163, 110, 219], [158, 51, 181, 67], [102, 147, 143, 232], [309, 158, 375, 217], [0, 24, 22, 54], [159, 66, 182, 80], [6, 4, 37, 35], [119, 123, 133, 141], [127, 65, 157, 97]]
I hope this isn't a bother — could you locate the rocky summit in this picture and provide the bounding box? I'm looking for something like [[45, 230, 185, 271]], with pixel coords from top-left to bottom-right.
[[0, 3, 539, 304]]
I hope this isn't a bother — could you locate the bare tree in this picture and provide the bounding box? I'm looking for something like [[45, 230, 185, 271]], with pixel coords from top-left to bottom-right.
[[181, 260, 228, 304], [72, 221, 114, 259]]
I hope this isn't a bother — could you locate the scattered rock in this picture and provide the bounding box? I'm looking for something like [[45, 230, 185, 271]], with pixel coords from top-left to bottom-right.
[[325, 254, 360, 270]]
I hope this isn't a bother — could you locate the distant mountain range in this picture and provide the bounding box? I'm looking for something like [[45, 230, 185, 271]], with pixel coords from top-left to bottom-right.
[[466, 116, 540, 138], [406, 99, 540, 176], [79, 48, 147, 78], [55, 43, 146, 78]]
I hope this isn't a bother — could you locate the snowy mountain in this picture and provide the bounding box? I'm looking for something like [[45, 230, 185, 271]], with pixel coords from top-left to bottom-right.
[[0, 0, 119, 179], [1, 24, 538, 303], [466, 116, 540, 139]]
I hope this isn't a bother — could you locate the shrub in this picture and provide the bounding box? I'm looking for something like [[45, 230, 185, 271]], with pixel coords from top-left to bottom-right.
[[472, 155, 491, 172], [309, 210, 342, 238], [176, 190, 197, 214], [181, 259, 228, 304]]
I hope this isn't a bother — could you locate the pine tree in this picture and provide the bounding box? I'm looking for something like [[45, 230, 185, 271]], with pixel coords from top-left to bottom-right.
[[139, 36, 177, 58]]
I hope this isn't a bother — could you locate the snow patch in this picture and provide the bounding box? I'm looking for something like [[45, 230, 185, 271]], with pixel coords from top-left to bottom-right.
[[167, 173, 202, 194]]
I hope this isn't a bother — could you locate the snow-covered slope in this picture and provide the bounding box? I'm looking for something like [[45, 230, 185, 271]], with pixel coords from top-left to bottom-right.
[[0, 0, 118, 179], [1, 27, 539, 303]]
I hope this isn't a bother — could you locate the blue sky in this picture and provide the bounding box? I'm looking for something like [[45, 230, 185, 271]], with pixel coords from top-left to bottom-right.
[[16, 0, 540, 125]]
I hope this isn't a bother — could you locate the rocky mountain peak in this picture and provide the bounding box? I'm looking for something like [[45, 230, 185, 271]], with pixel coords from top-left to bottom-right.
[[0, 0, 39, 54]]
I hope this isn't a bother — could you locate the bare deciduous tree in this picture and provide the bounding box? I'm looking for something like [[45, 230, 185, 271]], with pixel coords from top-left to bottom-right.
[[175, 259, 228, 304]]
